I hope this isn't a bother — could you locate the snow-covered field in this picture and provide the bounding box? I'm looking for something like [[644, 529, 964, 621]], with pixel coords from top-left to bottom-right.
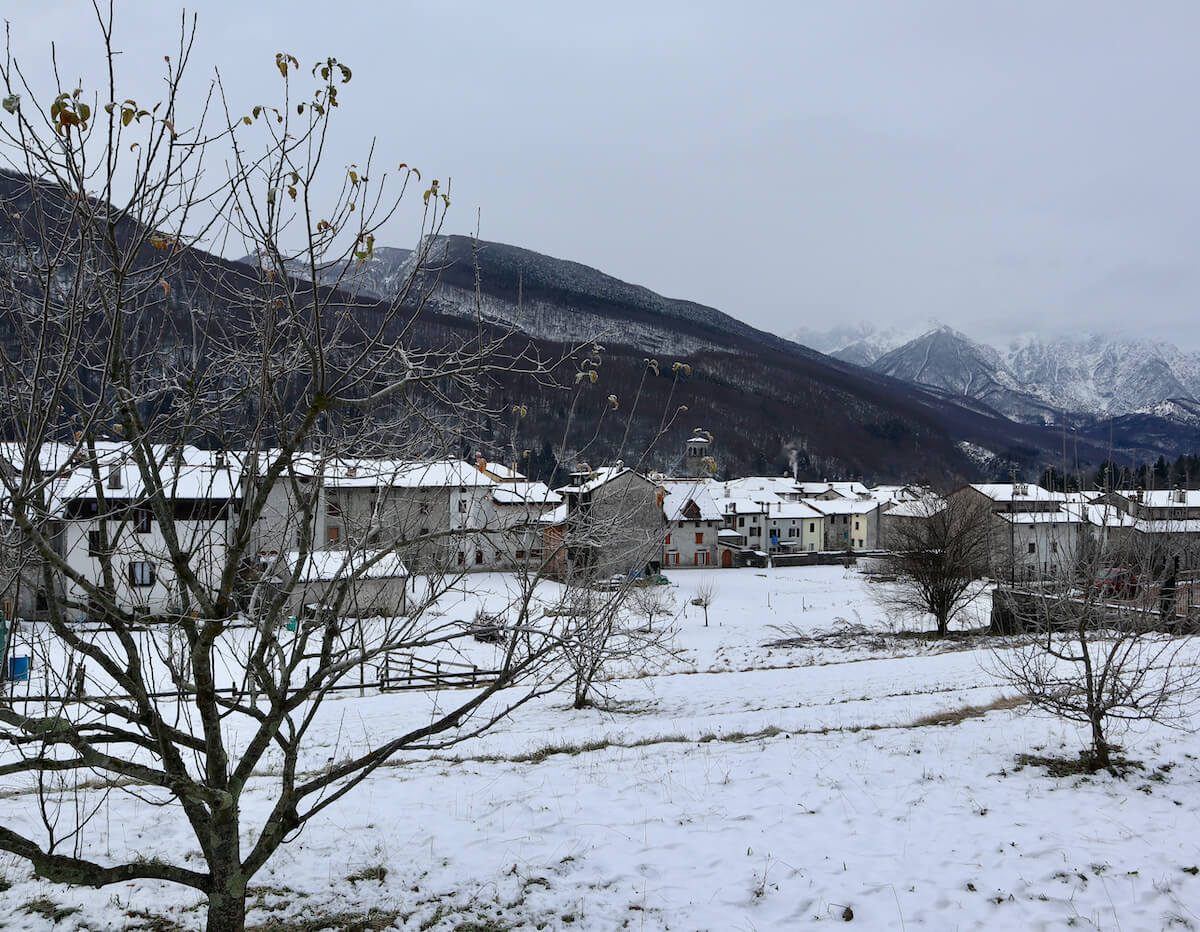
[[3, 565, 1200, 930]]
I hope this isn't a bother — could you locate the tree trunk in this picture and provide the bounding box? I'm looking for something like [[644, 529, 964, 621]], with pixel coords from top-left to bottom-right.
[[1090, 715, 1111, 772], [935, 612, 949, 638], [205, 827, 247, 932], [205, 885, 247, 932]]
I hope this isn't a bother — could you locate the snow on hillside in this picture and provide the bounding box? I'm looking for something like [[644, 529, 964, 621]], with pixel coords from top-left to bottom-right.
[[797, 321, 1200, 423], [3, 567, 1198, 930]]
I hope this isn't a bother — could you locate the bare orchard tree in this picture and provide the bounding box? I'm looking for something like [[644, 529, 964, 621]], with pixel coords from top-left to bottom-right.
[[693, 578, 716, 627], [0, 12, 650, 932], [991, 527, 1200, 773], [878, 489, 993, 637], [629, 582, 677, 634]]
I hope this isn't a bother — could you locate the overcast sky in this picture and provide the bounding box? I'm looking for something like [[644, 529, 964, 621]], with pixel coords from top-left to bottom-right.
[[5, 2, 1200, 349]]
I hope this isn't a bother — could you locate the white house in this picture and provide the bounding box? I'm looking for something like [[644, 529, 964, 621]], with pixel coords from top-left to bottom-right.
[[807, 498, 880, 551], [55, 444, 239, 617], [661, 479, 723, 567], [764, 500, 825, 553]]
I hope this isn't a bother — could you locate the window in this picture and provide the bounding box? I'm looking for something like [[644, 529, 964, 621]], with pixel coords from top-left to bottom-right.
[[809, 522, 815, 533], [695, 532, 704, 545], [665, 533, 672, 546], [1027, 541, 1036, 554], [128, 561, 155, 587], [1050, 541, 1058, 554], [475, 550, 484, 565], [738, 517, 745, 528], [327, 525, 340, 543], [419, 527, 429, 537], [457, 499, 468, 513], [515, 550, 526, 560], [88, 530, 105, 556], [854, 521, 859, 531], [749, 526, 760, 537], [457, 551, 465, 566], [531, 549, 543, 559], [134, 506, 152, 534], [419, 502, 431, 516], [326, 499, 342, 517]]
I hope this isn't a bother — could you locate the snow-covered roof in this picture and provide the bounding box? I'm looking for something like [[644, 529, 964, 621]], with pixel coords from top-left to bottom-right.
[[967, 483, 1058, 503], [480, 461, 526, 482], [997, 511, 1082, 525], [868, 484, 925, 505], [325, 459, 496, 489], [493, 481, 561, 507], [1117, 490, 1200, 509], [661, 480, 724, 522], [561, 465, 637, 494], [766, 501, 824, 520], [283, 548, 407, 583], [882, 496, 947, 519], [805, 498, 879, 516], [723, 477, 800, 497], [825, 481, 871, 498], [51, 453, 239, 509], [720, 495, 775, 516], [1134, 519, 1200, 534], [539, 503, 568, 525]]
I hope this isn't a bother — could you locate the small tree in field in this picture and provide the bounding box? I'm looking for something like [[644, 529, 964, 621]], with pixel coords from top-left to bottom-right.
[[693, 578, 716, 627], [0, 10, 669, 931], [630, 583, 676, 633], [879, 490, 992, 636], [991, 528, 1200, 772]]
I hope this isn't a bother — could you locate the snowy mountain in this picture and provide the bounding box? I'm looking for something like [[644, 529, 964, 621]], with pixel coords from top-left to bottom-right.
[[1001, 334, 1200, 416], [794, 323, 1200, 429], [789, 322, 921, 367], [870, 327, 1064, 424], [237, 246, 412, 301]]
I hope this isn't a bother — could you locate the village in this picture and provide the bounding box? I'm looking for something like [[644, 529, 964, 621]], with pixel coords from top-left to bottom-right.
[[1, 430, 1197, 628]]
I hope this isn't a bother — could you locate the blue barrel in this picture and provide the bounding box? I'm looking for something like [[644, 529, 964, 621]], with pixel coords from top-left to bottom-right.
[[8, 655, 29, 681]]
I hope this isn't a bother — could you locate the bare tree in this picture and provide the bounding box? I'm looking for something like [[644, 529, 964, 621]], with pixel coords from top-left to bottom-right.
[[629, 583, 676, 634], [878, 490, 993, 637], [693, 578, 716, 627], [991, 527, 1200, 772], [0, 11, 667, 931]]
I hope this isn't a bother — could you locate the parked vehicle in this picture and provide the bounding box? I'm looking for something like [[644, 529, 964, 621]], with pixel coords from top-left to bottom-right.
[[1092, 567, 1138, 598]]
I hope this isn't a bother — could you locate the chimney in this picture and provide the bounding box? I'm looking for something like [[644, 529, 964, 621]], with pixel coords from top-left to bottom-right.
[[476, 454, 487, 473]]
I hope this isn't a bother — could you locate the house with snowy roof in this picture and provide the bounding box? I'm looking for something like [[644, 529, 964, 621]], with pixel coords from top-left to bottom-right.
[[661, 479, 723, 567], [250, 456, 500, 578], [44, 443, 241, 618], [806, 497, 879, 551], [949, 483, 1085, 581], [554, 465, 665, 579]]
